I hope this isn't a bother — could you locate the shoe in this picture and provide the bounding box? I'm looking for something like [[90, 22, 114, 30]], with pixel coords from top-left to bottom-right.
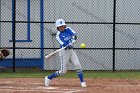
[[81, 82, 87, 87], [45, 76, 51, 87]]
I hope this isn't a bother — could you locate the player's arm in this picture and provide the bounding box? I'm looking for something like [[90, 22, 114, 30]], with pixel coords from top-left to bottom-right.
[[73, 35, 77, 40], [56, 34, 74, 50], [67, 27, 78, 43], [56, 33, 68, 47]]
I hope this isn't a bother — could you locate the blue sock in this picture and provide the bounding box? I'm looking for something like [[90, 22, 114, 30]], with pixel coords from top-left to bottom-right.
[[77, 69, 84, 82], [47, 71, 59, 80]]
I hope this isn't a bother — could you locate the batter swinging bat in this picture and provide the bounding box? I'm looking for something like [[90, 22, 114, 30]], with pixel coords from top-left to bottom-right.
[[45, 43, 74, 59]]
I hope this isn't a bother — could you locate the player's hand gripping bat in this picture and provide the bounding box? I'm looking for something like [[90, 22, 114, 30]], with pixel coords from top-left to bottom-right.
[[45, 43, 74, 59]]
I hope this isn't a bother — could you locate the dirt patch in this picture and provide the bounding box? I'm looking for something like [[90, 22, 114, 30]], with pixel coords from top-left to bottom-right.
[[0, 78, 139, 93]]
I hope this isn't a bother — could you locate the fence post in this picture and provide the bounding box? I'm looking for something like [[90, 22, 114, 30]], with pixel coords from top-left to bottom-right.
[[12, 0, 16, 73], [0, 0, 1, 46], [40, 0, 44, 70], [113, 0, 117, 71]]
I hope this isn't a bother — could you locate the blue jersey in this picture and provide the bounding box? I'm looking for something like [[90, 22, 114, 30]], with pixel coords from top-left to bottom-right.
[[56, 27, 76, 48]]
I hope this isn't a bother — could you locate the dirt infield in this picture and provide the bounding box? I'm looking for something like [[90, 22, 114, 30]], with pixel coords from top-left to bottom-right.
[[0, 78, 139, 93]]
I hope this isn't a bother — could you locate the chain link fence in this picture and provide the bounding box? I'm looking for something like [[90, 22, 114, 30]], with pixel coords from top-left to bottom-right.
[[0, 0, 140, 72]]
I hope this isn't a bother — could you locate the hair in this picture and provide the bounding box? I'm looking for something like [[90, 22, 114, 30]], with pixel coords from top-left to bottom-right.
[[57, 25, 66, 31]]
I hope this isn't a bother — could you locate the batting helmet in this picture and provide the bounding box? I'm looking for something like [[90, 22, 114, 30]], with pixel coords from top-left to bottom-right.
[[55, 19, 66, 27]]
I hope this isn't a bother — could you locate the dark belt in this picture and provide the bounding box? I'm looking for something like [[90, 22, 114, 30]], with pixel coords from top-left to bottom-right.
[[65, 47, 73, 50]]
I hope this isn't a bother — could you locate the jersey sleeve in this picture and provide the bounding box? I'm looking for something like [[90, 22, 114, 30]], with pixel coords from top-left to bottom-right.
[[67, 27, 77, 36], [67, 27, 78, 41], [56, 32, 67, 47]]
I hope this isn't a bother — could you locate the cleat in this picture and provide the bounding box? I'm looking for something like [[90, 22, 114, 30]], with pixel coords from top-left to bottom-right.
[[81, 82, 87, 87], [45, 76, 51, 87]]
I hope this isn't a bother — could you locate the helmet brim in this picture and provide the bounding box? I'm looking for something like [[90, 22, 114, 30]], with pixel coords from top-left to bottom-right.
[[56, 24, 66, 27]]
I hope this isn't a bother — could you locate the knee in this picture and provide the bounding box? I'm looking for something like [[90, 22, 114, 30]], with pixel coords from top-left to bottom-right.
[[58, 70, 67, 76], [76, 69, 83, 73], [75, 64, 82, 70], [76, 69, 84, 74]]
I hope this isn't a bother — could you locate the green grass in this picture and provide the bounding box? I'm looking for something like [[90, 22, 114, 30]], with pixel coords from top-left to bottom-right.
[[84, 71, 140, 79], [0, 71, 140, 79]]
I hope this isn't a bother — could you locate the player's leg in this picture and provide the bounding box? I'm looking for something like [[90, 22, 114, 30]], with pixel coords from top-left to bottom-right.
[[45, 50, 70, 86], [70, 50, 87, 87], [47, 50, 70, 79]]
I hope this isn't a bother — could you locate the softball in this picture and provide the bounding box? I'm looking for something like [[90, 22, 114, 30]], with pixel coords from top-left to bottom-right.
[[80, 43, 86, 48]]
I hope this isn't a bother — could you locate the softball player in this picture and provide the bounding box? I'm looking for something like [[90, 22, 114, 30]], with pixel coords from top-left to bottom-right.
[[45, 19, 86, 87]]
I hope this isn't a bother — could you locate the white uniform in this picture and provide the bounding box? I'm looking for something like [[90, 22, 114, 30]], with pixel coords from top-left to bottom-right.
[[56, 27, 82, 75], [45, 19, 86, 87]]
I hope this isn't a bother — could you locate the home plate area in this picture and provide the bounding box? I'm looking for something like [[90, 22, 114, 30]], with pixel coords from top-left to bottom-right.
[[0, 78, 87, 93], [0, 86, 85, 93], [0, 78, 140, 93]]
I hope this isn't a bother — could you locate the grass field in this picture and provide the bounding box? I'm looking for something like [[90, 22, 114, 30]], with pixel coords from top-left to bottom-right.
[[0, 71, 140, 79]]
